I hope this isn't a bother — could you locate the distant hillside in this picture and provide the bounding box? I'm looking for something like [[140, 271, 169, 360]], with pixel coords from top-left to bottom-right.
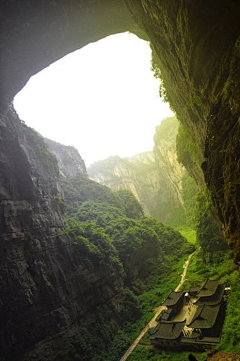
[[88, 117, 185, 224]]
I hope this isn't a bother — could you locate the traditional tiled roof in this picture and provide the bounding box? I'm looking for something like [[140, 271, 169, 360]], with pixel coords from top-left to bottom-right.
[[149, 321, 185, 340], [195, 284, 225, 306], [197, 279, 219, 297], [163, 290, 185, 307], [187, 304, 220, 329], [189, 286, 200, 295]]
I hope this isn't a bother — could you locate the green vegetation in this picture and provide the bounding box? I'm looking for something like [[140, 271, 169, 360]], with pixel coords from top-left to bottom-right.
[[60, 219, 123, 271], [177, 228, 196, 244], [71, 198, 193, 289], [196, 192, 228, 252], [219, 271, 240, 352], [174, 172, 226, 254], [59, 125, 231, 360], [181, 173, 200, 228], [56, 173, 196, 361], [151, 49, 175, 112], [186, 96, 202, 110], [141, 217, 195, 257], [116, 189, 144, 219], [60, 174, 125, 215], [55, 253, 193, 361], [183, 248, 235, 289], [176, 123, 200, 166]]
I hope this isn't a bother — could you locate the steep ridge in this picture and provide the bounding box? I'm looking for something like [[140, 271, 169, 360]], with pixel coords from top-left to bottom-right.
[[89, 117, 185, 223]]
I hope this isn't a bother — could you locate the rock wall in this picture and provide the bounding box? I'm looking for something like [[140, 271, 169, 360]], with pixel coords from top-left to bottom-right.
[[0, 107, 124, 361], [124, 0, 240, 264], [44, 138, 87, 178]]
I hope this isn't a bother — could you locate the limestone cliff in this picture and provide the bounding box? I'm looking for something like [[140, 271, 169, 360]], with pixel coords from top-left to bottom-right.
[[88, 117, 185, 223], [0, 106, 124, 361], [124, 0, 240, 264], [44, 138, 87, 178]]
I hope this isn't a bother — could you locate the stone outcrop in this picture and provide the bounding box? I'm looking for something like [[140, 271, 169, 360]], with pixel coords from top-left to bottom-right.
[[44, 138, 87, 178], [89, 117, 185, 223], [0, 107, 124, 361]]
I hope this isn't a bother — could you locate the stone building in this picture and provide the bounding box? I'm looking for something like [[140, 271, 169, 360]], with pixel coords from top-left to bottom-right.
[[149, 280, 226, 351]]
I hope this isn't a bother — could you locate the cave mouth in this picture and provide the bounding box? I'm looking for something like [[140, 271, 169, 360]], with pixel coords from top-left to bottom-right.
[[13, 32, 173, 167]]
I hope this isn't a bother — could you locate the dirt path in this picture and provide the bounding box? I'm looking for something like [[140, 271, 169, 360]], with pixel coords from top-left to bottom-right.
[[175, 251, 195, 292], [119, 251, 196, 361]]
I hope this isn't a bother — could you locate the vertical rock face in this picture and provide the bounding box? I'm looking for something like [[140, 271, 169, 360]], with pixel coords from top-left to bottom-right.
[[44, 138, 87, 178], [88, 117, 185, 223], [124, 0, 240, 264], [0, 107, 124, 361]]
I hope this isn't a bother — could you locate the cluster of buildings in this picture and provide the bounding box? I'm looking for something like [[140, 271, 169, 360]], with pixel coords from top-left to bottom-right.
[[149, 280, 227, 350]]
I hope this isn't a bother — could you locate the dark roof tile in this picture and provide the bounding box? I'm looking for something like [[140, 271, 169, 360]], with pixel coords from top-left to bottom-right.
[[197, 279, 219, 297], [187, 304, 220, 329], [163, 290, 185, 306], [149, 321, 185, 340], [196, 284, 225, 306]]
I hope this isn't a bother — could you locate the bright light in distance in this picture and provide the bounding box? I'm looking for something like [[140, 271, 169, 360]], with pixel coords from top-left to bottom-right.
[[14, 32, 173, 166]]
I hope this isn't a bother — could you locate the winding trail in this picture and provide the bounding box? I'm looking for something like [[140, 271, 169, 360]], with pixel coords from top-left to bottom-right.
[[119, 251, 196, 361]]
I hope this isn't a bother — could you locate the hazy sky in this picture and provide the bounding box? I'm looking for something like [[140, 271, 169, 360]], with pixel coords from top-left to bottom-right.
[[14, 32, 173, 166]]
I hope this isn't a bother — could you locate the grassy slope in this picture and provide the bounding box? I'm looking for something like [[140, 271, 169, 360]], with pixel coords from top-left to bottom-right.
[[177, 228, 197, 245]]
